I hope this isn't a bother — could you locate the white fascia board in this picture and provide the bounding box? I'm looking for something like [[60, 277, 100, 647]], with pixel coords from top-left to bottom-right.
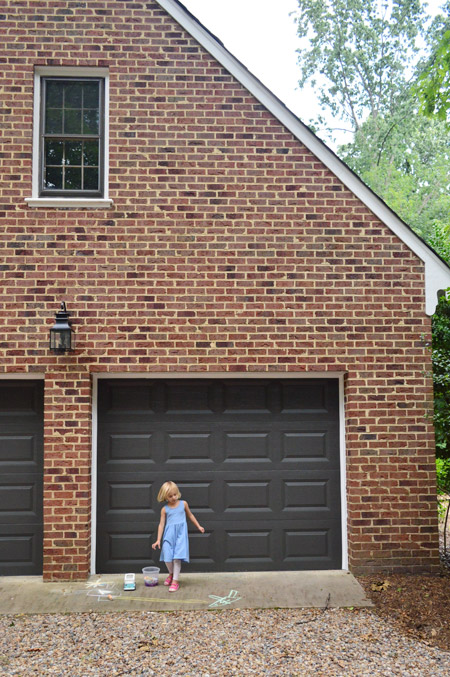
[[156, 0, 450, 315]]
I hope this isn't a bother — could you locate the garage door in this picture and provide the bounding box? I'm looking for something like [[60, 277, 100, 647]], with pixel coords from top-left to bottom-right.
[[0, 381, 44, 575], [97, 378, 341, 572]]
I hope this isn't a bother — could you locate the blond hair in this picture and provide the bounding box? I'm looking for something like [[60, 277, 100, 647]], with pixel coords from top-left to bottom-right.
[[157, 481, 181, 503]]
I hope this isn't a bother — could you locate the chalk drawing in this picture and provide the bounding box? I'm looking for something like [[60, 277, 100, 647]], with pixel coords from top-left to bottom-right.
[[85, 579, 107, 589], [62, 581, 115, 597], [208, 589, 242, 608], [83, 583, 207, 605], [109, 595, 207, 605], [68, 578, 240, 608], [87, 588, 118, 600]]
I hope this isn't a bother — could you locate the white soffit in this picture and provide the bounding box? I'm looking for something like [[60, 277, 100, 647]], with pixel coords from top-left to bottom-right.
[[156, 0, 450, 315]]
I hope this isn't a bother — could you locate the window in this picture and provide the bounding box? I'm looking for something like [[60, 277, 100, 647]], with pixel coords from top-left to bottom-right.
[[26, 67, 111, 208], [41, 78, 103, 196]]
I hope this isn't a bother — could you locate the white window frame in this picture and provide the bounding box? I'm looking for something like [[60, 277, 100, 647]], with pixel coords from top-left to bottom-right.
[[26, 66, 112, 209]]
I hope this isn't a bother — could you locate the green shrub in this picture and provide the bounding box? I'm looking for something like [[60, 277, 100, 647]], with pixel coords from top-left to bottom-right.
[[431, 294, 450, 460], [437, 458, 450, 556], [436, 457, 450, 495]]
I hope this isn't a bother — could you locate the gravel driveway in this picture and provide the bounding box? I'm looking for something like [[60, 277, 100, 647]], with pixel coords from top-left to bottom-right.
[[0, 608, 449, 676]]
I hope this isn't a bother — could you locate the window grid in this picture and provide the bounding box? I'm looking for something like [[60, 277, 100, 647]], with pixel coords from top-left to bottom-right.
[[40, 77, 104, 197]]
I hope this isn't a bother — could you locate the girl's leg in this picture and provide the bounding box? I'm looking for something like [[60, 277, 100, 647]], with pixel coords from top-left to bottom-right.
[[164, 561, 174, 585], [169, 559, 182, 591], [172, 559, 181, 581]]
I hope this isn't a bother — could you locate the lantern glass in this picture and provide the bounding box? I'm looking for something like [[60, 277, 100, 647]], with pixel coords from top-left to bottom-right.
[[49, 302, 74, 354], [49, 327, 73, 353]]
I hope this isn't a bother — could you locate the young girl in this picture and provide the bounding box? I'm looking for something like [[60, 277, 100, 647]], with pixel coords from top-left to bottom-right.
[[151, 481, 205, 592]]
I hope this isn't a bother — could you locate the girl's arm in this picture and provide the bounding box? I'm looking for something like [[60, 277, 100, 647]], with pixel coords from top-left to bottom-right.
[[184, 501, 205, 533], [152, 507, 166, 549]]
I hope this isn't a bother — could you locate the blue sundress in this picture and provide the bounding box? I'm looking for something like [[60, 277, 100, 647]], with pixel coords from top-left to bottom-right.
[[160, 500, 190, 563]]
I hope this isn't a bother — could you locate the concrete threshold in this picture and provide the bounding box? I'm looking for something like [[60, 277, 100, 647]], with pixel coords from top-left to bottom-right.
[[0, 571, 372, 614]]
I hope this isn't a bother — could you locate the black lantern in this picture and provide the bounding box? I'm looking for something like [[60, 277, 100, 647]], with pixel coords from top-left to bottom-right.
[[49, 302, 74, 354]]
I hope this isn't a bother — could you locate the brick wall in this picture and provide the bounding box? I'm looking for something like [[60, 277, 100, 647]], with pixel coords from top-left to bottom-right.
[[43, 370, 91, 579], [0, 0, 439, 578]]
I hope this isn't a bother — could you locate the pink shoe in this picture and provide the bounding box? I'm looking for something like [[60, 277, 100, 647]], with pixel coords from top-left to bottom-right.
[[169, 581, 179, 592], [164, 574, 173, 586]]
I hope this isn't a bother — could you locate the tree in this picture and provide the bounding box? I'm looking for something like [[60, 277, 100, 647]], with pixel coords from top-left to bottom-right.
[[428, 222, 450, 463], [416, 2, 450, 122], [431, 292, 450, 460], [428, 221, 450, 265], [294, 0, 426, 138], [417, 30, 450, 120], [339, 100, 450, 240], [294, 1, 450, 242]]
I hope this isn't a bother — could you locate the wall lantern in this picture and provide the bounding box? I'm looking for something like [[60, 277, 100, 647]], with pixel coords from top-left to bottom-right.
[[49, 302, 75, 354]]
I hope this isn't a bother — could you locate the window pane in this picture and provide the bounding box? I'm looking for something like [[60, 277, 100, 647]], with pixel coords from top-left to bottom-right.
[[83, 140, 99, 166], [64, 83, 82, 109], [83, 82, 99, 108], [65, 141, 82, 166], [41, 78, 103, 195], [84, 167, 99, 190], [64, 109, 82, 134], [45, 167, 63, 189], [45, 109, 63, 134], [46, 81, 63, 108], [45, 140, 64, 166], [82, 109, 99, 135], [65, 167, 82, 190]]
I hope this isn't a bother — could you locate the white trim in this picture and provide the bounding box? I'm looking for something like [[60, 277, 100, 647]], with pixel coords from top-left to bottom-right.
[[90, 371, 348, 573], [31, 69, 41, 200], [156, 0, 450, 315], [94, 371, 346, 380], [103, 69, 110, 201], [90, 375, 98, 576], [28, 66, 110, 205], [0, 373, 45, 379], [25, 198, 113, 209], [338, 375, 348, 570], [35, 67, 110, 77]]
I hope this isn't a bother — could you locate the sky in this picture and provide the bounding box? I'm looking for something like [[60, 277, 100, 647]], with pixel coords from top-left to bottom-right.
[[181, 0, 447, 149], [181, 0, 309, 125]]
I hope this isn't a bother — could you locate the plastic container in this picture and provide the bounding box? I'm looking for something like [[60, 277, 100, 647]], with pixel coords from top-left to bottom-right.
[[142, 566, 160, 586]]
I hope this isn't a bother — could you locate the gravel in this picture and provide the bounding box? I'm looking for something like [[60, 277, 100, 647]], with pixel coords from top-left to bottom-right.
[[0, 608, 448, 676]]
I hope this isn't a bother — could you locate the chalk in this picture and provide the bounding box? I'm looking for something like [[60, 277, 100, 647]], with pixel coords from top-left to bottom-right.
[[114, 595, 206, 604]]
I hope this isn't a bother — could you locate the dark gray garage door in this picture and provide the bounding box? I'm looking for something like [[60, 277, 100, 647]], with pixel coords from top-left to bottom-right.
[[97, 379, 341, 572], [0, 381, 44, 575]]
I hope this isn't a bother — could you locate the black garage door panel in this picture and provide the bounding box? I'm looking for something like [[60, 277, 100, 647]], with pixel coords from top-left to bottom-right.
[[0, 381, 44, 575], [97, 379, 341, 572], [0, 525, 43, 571], [96, 470, 341, 522], [96, 519, 341, 573]]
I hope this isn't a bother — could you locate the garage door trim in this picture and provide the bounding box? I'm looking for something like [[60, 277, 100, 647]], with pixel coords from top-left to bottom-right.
[[90, 372, 347, 573], [0, 375, 45, 575]]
